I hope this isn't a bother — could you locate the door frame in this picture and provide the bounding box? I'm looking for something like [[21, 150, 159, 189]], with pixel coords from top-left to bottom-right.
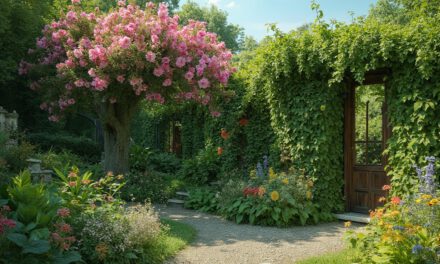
[[343, 70, 391, 212]]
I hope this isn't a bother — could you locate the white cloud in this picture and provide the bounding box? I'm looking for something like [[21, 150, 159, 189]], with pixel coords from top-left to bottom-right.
[[226, 1, 236, 8], [208, 0, 220, 6]]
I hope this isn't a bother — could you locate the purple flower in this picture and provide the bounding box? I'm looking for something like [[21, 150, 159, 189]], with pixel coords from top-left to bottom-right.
[[393, 225, 405, 231], [256, 162, 264, 179], [412, 244, 423, 254], [414, 156, 437, 195], [263, 155, 268, 171]]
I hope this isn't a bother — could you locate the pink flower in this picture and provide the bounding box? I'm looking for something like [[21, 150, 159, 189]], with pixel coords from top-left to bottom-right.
[[67, 98, 75, 105], [184, 71, 194, 80], [117, 0, 126, 6], [68, 181, 77, 187], [74, 79, 85, 87], [48, 115, 60, 122], [162, 57, 170, 64], [198, 78, 210, 89], [157, 3, 169, 21], [153, 67, 164, 77], [145, 51, 156, 62], [118, 36, 131, 49], [175, 57, 186, 68], [57, 208, 70, 218], [71, 0, 80, 4], [116, 75, 125, 83], [88, 68, 96, 77], [91, 77, 108, 91], [163, 78, 172, 86], [211, 111, 221, 117]]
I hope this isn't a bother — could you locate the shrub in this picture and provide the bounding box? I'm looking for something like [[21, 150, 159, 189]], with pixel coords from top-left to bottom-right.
[[121, 170, 182, 203], [346, 157, 440, 264], [184, 187, 220, 213], [179, 145, 220, 185], [0, 133, 36, 172], [129, 145, 181, 174], [27, 133, 101, 162]]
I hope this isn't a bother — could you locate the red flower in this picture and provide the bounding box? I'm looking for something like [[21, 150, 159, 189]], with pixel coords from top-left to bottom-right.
[[391, 196, 401, 205], [217, 147, 223, 156], [57, 208, 70, 218], [382, 185, 391, 191], [239, 118, 249, 126]]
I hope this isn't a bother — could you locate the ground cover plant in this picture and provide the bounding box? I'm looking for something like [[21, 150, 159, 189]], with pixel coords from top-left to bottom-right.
[[346, 156, 440, 264]]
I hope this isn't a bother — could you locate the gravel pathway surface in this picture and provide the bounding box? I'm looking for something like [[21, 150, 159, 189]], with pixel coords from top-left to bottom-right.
[[155, 205, 363, 264]]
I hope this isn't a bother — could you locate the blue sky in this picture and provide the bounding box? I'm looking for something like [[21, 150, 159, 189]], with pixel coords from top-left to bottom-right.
[[179, 0, 378, 41]]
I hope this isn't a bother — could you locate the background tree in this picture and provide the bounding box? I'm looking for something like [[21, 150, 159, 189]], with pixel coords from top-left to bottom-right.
[[178, 1, 244, 53], [22, 1, 234, 173]]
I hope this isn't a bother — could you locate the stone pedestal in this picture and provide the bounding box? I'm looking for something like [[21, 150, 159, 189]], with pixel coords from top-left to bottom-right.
[[26, 158, 53, 183]]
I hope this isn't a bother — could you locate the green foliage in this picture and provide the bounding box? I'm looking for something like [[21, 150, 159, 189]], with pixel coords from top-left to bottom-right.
[[1, 171, 81, 264], [121, 170, 182, 203], [184, 187, 220, 213], [7, 171, 60, 226], [129, 145, 181, 174], [0, 133, 36, 173], [54, 167, 124, 214], [178, 144, 220, 185], [27, 132, 101, 162]]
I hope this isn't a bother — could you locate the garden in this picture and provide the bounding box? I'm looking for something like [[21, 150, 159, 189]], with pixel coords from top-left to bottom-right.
[[1, 0, 440, 263]]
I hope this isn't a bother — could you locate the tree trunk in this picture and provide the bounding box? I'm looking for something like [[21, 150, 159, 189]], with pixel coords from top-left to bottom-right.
[[103, 122, 130, 174], [98, 100, 139, 174]]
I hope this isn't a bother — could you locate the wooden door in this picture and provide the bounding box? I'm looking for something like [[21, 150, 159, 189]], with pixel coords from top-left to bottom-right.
[[344, 82, 390, 213]]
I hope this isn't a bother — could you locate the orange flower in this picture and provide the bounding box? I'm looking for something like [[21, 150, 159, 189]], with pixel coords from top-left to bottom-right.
[[68, 181, 77, 187], [81, 179, 91, 185], [220, 128, 229, 140], [378, 197, 387, 203], [217, 147, 223, 155], [391, 196, 401, 205], [258, 186, 266, 197], [382, 185, 391, 191], [344, 221, 352, 228]]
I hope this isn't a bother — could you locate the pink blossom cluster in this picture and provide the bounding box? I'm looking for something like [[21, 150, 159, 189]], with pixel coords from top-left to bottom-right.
[[22, 0, 234, 120], [0, 206, 15, 234]]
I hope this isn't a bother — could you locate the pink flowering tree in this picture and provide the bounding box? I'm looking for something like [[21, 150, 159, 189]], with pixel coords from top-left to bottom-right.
[[21, 0, 235, 173]]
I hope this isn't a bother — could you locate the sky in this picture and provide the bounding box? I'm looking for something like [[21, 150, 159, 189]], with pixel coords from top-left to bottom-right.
[[179, 0, 378, 41]]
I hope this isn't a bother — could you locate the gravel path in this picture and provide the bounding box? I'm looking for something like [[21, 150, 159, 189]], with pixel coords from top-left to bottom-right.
[[155, 205, 363, 264]]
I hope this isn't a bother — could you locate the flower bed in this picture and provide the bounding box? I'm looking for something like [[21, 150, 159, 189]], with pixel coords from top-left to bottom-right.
[[185, 157, 334, 226], [346, 157, 440, 264], [0, 166, 190, 263]]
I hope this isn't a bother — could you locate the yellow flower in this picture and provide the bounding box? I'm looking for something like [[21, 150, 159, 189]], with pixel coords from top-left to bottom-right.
[[394, 234, 404, 242], [428, 198, 439, 206], [415, 198, 422, 204], [390, 210, 400, 217], [270, 191, 280, 201], [306, 191, 312, 200], [269, 168, 276, 180], [249, 169, 256, 179], [95, 243, 108, 260], [282, 178, 289, 185], [378, 197, 387, 203], [421, 194, 432, 200], [344, 221, 351, 228]]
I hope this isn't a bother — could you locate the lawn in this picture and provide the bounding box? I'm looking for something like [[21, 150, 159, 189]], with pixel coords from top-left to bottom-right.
[[296, 248, 357, 264], [143, 218, 197, 264]]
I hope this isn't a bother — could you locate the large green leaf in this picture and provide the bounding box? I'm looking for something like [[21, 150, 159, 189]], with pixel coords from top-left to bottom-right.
[[52, 251, 83, 264]]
